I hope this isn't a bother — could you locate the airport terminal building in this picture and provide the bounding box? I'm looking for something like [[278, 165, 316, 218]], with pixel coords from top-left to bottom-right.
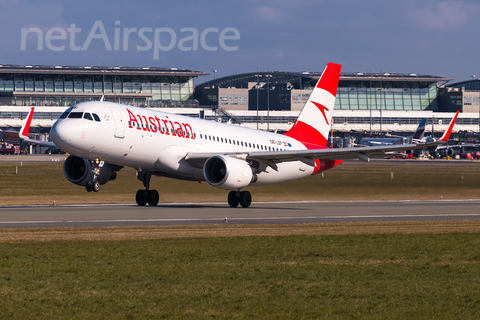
[[195, 71, 450, 112], [0, 64, 206, 113]]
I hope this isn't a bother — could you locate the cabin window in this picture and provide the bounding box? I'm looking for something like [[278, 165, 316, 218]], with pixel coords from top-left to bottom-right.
[[59, 107, 74, 119], [68, 112, 83, 119]]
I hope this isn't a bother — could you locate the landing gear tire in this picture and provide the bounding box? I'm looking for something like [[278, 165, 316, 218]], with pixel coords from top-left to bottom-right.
[[147, 190, 159, 206], [136, 190, 147, 206], [228, 191, 240, 208], [239, 191, 252, 208], [92, 180, 100, 192], [86, 181, 93, 192]]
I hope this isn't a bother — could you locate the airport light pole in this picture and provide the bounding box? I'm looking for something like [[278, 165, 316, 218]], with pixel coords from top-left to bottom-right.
[[266, 73, 271, 131], [474, 75, 480, 134], [369, 75, 372, 137], [213, 70, 217, 80], [256, 69, 259, 129]]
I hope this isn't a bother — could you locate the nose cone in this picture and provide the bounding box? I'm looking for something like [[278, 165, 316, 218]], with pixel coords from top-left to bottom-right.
[[51, 119, 75, 152]]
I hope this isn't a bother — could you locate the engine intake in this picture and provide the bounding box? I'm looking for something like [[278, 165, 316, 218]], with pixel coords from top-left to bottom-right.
[[203, 155, 255, 190], [63, 155, 117, 186]]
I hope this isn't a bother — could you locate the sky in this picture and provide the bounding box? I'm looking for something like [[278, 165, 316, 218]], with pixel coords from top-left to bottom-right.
[[1, 0, 479, 84]]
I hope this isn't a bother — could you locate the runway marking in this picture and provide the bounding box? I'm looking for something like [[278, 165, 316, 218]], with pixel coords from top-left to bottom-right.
[[2, 199, 480, 210], [2, 213, 480, 225]]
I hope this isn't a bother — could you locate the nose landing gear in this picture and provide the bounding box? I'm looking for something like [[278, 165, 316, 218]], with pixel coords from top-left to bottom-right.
[[86, 180, 100, 192], [85, 160, 103, 192]]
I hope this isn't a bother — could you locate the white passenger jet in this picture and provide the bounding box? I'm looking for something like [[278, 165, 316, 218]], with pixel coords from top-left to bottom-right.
[[44, 63, 458, 207]]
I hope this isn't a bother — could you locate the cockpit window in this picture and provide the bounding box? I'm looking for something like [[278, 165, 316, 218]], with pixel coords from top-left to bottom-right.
[[83, 113, 93, 121], [92, 113, 101, 122], [68, 112, 83, 119], [59, 106, 74, 119]]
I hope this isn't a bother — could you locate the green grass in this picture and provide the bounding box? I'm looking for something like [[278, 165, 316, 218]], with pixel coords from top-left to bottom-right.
[[0, 233, 480, 319]]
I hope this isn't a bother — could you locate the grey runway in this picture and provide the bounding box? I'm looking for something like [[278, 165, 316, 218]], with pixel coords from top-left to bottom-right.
[[0, 200, 479, 228]]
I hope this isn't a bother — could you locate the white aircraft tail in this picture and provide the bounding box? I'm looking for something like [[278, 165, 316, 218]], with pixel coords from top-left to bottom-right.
[[412, 118, 427, 141]]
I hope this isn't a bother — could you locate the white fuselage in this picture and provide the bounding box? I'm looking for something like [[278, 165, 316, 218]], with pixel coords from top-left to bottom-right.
[[51, 101, 315, 186]]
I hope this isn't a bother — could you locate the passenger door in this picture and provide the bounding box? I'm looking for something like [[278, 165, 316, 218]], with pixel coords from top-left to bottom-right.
[[110, 107, 125, 139]]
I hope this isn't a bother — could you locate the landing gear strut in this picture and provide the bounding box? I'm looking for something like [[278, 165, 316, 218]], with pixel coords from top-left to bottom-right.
[[136, 171, 159, 206], [228, 189, 252, 208], [85, 160, 102, 193]]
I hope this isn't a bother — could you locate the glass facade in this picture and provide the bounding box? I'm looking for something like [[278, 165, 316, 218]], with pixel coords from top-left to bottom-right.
[[449, 80, 480, 91], [335, 82, 438, 111], [197, 72, 446, 112], [0, 67, 201, 108]]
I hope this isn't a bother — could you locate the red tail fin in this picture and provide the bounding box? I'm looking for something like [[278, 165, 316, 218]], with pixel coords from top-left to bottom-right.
[[284, 63, 341, 148]]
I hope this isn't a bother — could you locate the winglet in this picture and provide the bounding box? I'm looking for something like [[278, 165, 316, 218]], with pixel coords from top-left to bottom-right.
[[440, 110, 459, 142], [18, 107, 57, 147], [19, 107, 35, 140]]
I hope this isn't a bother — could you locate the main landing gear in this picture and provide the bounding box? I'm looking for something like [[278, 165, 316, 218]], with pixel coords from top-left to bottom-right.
[[135, 171, 159, 206], [228, 189, 252, 208]]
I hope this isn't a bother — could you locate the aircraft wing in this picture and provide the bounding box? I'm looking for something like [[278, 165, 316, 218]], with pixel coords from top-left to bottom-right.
[[185, 111, 459, 169], [19, 107, 57, 147]]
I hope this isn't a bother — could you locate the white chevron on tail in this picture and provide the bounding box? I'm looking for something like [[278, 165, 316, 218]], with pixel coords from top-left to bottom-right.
[[284, 62, 341, 148]]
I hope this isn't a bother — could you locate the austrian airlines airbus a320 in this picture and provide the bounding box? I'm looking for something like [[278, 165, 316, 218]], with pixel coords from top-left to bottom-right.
[[24, 63, 457, 207]]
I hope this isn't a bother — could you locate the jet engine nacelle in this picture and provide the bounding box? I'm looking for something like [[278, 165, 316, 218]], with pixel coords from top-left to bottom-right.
[[425, 136, 437, 143], [63, 155, 117, 186], [203, 155, 256, 190]]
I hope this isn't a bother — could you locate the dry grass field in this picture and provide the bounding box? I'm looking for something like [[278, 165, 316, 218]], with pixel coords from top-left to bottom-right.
[[0, 159, 479, 205]]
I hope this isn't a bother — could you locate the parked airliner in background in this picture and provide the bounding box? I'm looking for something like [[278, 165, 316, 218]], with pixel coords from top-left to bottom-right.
[[411, 118, 427, 143], [358, 118, 427, 147], [21, 63, 458, 208]]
